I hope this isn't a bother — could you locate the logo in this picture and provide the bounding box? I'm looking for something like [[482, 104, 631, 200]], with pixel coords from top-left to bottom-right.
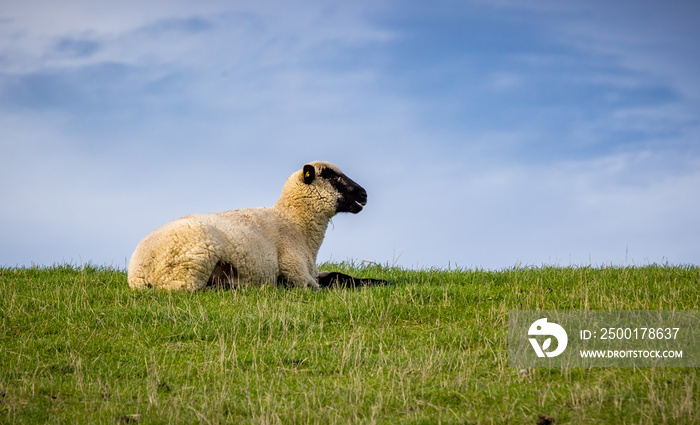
[[528, 318, 568, 357]]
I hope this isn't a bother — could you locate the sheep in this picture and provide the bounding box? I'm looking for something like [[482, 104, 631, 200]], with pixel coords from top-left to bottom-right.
[[127, 161, 389, 291]]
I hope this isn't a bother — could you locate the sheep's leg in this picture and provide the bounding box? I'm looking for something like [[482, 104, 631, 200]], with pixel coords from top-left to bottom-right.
[[317, 271, 392, 288], [207, 261, 239, 289]]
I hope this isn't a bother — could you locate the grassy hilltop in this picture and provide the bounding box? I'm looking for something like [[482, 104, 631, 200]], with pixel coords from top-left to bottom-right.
[[0, 263, 698, 424]]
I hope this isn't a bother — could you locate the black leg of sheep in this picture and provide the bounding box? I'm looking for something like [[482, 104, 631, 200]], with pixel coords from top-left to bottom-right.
[[317, 271, 392, 289]]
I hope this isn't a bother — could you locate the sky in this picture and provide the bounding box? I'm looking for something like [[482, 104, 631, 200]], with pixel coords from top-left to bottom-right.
[[1, 0, 698, 270]]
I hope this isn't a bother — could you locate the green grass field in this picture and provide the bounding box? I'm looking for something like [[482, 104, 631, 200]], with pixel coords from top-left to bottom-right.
[[0, 263, 698, 424]]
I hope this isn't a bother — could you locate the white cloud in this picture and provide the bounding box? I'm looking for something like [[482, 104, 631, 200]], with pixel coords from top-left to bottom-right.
[[0, 1, 394, 73], [343, 149, 700, 269]]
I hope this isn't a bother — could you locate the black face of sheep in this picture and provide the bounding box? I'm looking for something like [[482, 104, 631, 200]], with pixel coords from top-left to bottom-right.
[[303, 164, 368, 214]]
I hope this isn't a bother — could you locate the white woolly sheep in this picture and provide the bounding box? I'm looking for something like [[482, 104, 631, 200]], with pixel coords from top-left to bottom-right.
[[128, 161, 388, 291]]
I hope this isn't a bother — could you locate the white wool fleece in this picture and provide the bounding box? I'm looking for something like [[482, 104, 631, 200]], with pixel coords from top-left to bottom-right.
[[127, 161, 351, 291]]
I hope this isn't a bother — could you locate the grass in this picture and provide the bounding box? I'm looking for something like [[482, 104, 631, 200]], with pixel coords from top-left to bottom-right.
[[0, 262, 698, 424]]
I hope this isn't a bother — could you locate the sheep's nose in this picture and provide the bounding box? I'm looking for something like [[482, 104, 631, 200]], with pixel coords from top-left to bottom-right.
[[356, 188, 367, 205]]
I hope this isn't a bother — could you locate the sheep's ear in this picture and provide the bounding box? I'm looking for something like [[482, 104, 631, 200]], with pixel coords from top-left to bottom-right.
[[303, 164, 316, 184]]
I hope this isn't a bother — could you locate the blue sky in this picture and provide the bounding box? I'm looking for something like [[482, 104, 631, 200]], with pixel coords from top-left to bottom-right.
[[1, 0, 698, 269]]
